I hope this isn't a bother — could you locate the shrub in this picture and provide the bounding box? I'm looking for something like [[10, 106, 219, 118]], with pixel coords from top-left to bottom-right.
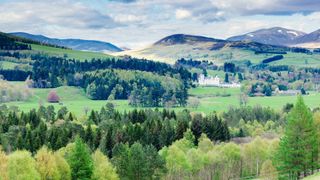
[[47, 90, 60, 103]]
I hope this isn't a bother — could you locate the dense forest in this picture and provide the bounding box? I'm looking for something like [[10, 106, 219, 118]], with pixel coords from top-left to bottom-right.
[[1, 97, 320, 179]]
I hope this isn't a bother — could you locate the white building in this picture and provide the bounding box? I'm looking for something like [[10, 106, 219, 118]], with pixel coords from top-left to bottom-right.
[[198, 74, 241, 88], [198, 74, 220, 86]]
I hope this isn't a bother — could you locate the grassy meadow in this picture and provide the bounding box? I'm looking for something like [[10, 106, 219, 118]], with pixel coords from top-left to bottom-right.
[[4, 82, 320, 117]]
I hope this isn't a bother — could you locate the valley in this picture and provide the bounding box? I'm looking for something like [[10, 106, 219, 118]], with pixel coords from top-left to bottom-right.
[[1, 24, 320, 180]]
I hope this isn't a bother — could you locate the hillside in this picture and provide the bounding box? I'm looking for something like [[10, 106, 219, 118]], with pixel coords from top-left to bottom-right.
[[227, 27, 306, 46], [294, 29, 320, 48], [10, 32, 123, 53], [0, 32, 114, 61], [0, 32, 31, 50], [227, 27, 320, 49], [115, 34, 318, 65]]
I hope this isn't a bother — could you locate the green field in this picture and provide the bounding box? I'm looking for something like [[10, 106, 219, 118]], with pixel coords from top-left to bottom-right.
[[0, 61, 20, 69], [4, 83, 320, 117], [30, 44, 114, 61]]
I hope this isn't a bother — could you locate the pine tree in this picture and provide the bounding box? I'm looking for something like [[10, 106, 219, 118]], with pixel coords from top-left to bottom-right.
[[67, 137, 93, 180], [191, 114, 203, 145], [277, 96, 318, 179], [85, 124, 94, 150]]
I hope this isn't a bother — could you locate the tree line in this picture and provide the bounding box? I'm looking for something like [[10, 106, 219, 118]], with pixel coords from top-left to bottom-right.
[[0, 104, 230, 155]]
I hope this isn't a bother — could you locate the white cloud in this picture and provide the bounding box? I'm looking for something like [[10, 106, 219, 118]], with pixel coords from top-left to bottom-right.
[[175, 9, 192, 19], [0, 0, 120, 30], [1, 0, 320, 48], [112, 14, 146, 23]]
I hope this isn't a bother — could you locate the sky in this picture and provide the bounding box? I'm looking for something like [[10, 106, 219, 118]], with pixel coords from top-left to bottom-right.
[[0, 0, 320, 48]]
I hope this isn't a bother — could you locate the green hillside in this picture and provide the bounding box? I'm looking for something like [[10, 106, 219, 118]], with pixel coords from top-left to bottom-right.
[[30, 44, 114, 61]]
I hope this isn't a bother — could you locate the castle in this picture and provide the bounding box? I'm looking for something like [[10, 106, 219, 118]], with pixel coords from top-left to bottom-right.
[[198, 74, 241, 88]]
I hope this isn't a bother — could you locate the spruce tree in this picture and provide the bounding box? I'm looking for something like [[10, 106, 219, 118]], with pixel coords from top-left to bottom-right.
[[67, 137, 93, 180], [277, 96, 318, 179]]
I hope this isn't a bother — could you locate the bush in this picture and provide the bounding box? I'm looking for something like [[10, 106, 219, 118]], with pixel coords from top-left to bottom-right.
[[47, 90, 60, 103]]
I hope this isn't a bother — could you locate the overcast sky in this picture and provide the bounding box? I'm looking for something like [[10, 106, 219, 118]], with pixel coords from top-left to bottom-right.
[[1, 0, 320, 48]]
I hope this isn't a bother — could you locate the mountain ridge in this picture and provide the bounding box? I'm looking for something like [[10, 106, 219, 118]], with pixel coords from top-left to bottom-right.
[[116, 33, 295, 64], [227, 27, 320, 48], [10, 32, 123, 53], [227, 27, 306, 46]]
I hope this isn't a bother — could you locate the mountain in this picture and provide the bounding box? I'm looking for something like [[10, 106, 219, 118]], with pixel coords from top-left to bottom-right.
[[227, 27, 306, 46], [154, 34, 225, 45], [115, 34, 291, 64], [294, 29, 320, 48], [10, 32, 123, 53]]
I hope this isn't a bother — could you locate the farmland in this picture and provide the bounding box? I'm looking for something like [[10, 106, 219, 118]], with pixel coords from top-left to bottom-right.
[[4, 82, 320, 116]]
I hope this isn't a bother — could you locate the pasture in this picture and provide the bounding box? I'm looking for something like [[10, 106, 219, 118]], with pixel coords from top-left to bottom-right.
[[4, 82, 320, 117]]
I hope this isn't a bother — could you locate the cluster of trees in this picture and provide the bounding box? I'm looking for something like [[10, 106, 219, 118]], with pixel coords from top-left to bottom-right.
[[160, 132, 279, 180], [223, 62, 236, 73], [0, 69, 31, 81], [239, 66, 320, 96], [262, 55, 284, 64], [0, 138, 119, 180], [0, 79, 32, 102], [175, 58, 218, 70], [0, 104, 229, 154], [27, 55, 191, 107], [31, 56, 191, 88], [83, 69, 188, 106], [0, 33, 31, 50], [222, 105, 281, 127]]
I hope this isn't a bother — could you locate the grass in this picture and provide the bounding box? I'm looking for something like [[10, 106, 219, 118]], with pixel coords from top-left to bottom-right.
[[303, 172, 320, 180], [0, 61, 20, 69], [30, 44, 114, 61], [189, 86, 240, 97], [4, 83, 320, 116], [270, 52, 320, 67]]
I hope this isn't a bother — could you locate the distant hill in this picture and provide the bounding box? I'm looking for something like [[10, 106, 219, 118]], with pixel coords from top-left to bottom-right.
[[116, 34, 294, 64], [154, 34, 225, 45], [294, 29, 320, 48], [227, 27, 306, 46], [10, 32, 123, 53]]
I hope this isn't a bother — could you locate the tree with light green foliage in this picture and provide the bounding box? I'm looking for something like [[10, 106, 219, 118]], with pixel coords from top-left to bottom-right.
[[8, 150, 40, 180], [277, 96, 319, 179], [35, 147, 60, 180], [260, 160, 278, 180], [0, 147, 8, 180], [53, 152, 71, 180], [160, 129, 195, 178], [242, 137, 269, 177], [67, 138, 93, 180], [92, 150, 119, 180]]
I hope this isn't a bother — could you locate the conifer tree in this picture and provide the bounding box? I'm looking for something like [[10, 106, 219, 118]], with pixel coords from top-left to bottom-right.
[[67, 137, 93, 180], [277, 96, 318, 179]]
